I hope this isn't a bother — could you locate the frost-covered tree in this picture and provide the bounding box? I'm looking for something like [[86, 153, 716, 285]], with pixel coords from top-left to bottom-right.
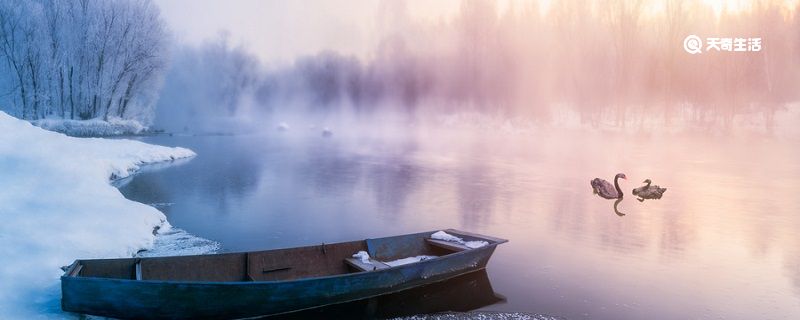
[[0, 0, 168, 123]]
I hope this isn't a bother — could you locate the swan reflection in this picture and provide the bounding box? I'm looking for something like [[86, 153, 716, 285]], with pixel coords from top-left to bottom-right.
[[613, 198, 625, 217]]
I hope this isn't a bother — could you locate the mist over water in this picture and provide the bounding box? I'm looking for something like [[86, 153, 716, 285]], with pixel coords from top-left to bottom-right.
[[137, 1, 800, 319]]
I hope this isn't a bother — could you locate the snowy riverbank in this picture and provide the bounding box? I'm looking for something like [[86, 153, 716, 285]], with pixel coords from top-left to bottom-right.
[[0, 112, 197, 318], [31, 117, 149, 137]]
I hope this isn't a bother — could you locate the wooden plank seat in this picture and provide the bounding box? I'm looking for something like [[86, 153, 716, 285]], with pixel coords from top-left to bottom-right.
[[344, 258, 391, 272], [425, 238, 471, 252]]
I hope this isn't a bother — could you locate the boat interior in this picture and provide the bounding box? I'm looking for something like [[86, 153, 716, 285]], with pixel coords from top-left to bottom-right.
[[64, 230, 504, 282]]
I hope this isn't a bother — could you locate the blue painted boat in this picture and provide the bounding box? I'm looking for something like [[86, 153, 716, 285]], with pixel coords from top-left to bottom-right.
[[61, 229, 507, 319]]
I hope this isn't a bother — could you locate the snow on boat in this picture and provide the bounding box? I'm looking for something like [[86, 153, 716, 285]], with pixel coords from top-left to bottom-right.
[[61, 229, 507, 319]]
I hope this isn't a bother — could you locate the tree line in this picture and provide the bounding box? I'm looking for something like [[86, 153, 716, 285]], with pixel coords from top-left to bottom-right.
[[190, 0, 798, 129], [2, 0, 797, 129], [0, 0, 167, 122]]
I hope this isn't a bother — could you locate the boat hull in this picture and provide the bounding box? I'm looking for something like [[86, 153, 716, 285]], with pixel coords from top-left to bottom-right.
[[61, 244, 498, 319]]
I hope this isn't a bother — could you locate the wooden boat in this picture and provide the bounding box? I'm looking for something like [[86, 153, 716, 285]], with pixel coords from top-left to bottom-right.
[[61, 229, 507, 319]]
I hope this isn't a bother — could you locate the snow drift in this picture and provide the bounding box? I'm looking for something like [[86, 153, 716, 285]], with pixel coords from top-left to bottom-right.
[[0, 111, 195, 318], [31, 118, 147, 137]]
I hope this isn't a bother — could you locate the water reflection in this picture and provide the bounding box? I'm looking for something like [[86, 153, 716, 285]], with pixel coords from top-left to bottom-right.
[[788, 248, 800, 296], [613, 198, 625, 217], [656, 207, 695, 259], [260, 270, 504, 319], [367, 160, 420, 219], [306, 144, 363, 197], [196, 137, 265, 215], [456, 160, 497, 228]]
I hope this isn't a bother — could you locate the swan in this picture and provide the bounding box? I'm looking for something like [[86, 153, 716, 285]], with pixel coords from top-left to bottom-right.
[[590, 173, 626, 199], [632, 179, 666, 201], [631, 179, 652, 196]]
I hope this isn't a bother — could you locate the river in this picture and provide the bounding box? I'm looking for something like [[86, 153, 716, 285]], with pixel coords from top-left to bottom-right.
[[118, 122, 800, 319]]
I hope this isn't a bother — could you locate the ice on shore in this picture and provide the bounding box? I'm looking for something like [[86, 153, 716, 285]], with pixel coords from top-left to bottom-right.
[[0, 111, 196, 318], [136, 228, 220, 258]]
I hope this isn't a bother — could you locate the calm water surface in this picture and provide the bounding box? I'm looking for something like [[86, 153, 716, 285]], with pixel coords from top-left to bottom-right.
[[119, 125, 800, 319]]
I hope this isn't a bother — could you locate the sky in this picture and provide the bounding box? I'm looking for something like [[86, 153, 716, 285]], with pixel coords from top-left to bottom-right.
[[154, 0, 465, 66], [155, 0, 800, 65]]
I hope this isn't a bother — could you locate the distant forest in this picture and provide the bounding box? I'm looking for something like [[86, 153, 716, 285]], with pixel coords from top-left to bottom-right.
[[2, 1, 799, 128], [159, 0, 800, 129]]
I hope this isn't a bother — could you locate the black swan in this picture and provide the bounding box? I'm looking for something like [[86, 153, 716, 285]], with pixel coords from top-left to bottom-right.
[[590, 173, 626, 199], [632, 179, 667, 201]]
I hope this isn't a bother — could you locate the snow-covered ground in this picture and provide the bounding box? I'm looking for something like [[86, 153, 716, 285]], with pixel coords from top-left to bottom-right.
[[0, 111, 204, 318], [31, 117, 147, 137]]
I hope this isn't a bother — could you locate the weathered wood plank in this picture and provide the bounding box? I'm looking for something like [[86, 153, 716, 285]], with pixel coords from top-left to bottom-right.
[[344, 258, 390, 271], [446, 229, 508, 244]]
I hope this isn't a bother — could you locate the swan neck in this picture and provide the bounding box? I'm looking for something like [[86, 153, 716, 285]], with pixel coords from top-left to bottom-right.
[[614, 176, 623, 198]]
